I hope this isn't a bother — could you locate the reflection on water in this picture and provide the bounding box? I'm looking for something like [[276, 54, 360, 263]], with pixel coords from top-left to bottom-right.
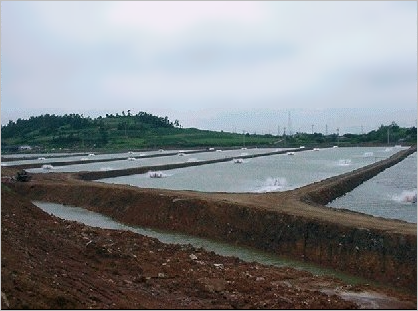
[[26, 148, 291, 173], [98, 147, 401, 193], [5, 149, 196, 166], [328, 153, 417, 223], [94, 147, 415, 223], [33, 201, 368, 285]]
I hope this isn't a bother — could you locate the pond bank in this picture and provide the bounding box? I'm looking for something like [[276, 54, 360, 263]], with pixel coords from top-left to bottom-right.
[[8, 147, 416, 293]]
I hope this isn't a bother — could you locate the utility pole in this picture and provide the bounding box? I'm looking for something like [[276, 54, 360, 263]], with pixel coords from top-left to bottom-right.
[[283, 127, 286, 147], [337, 128, 340, 146], [288, 110, 292, 136], [311, 124, 314, 135], [387, 127, 390, 145]]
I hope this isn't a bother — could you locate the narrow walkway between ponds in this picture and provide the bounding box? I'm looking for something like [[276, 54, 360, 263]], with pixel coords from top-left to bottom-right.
[[5, 146, 417, 293]]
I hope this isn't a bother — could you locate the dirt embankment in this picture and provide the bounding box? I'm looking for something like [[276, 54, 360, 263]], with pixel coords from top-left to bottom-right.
[[3, 184, 417, 310], [2, 147, 416, 309], [1, 186, 377, 310], [1, 149, 209, 168], [3, 147, 302, 171], [14, 180, 416, 293], [298, 146, 417, 205], [76, 147, 308, 180], [8, 147, 417, 294]]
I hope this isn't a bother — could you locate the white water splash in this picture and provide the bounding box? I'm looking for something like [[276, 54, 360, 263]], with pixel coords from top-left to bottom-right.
[[100, 167, 113, 171], [233, 158, 245, 164], [255, 177, 288, 193], [337, 159, 352, 166], [363, 152, 374, 157], [147, 171, 170, 178], [392, 189, 417, 204]]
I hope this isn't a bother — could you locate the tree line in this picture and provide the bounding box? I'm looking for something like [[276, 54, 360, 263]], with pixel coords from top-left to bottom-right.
[[1, 112, 181, 138], [1, 112, 416, 151]]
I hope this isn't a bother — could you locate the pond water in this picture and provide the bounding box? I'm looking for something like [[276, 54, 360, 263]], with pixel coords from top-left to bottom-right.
[[32, 200, 369, 285], [98, 147, 403, 193], [24, 148, 293, 173], [1, 152, 86, 159], [3, 149, 197, 166], [327, 152, 417, 223]]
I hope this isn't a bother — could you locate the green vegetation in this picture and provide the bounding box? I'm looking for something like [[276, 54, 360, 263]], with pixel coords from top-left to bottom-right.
[[1, 112, 416, 153]]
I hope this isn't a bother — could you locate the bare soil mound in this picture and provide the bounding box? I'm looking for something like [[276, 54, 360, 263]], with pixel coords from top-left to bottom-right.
[[1, 185, 416, 309]]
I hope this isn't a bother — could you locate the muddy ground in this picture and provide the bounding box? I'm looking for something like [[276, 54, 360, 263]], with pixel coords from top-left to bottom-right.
[[1, 161, 417, 309], [1, 185, 416, 310]]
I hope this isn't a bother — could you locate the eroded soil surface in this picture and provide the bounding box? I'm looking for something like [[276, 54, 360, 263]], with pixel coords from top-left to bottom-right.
[[1, 181, 416, 310], [2, 151, 417, 310]]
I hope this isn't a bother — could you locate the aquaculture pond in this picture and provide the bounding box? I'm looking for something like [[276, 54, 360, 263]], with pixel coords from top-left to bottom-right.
[[98, 147, 403, 193], [2, 149, 197, 166], [327, 151, 417, 223], [24, 148, 293, 173]]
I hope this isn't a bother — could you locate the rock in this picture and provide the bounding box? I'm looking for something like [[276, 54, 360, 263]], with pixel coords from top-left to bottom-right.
[[1, 291, 10, 308], [198, 278, 227, 293]]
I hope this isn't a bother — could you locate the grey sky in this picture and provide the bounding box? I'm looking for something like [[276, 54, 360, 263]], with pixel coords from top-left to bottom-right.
[[1, 1, 417, 134]]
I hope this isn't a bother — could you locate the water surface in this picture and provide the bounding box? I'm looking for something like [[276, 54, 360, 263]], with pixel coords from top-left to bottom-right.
[[327, 152, 417, 223], [25, 148, 292, 173], [98, 147, 402, 193], [5, 149, 196, 167], [33, 200, 369, 285]]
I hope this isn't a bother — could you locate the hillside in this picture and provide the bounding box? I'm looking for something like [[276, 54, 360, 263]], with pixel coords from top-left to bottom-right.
[[1, 112, 416, 153], [1, 112, 279, 152]]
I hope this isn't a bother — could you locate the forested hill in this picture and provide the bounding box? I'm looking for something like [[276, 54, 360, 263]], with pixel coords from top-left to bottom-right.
[[1, 112, 416, 152], [2, 112, 177, 138], [0, 112, 279, 151], [2, 112, 178, 149]]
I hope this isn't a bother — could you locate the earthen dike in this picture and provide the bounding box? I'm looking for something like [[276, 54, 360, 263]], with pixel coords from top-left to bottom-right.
[[9, 146, 417, 292]]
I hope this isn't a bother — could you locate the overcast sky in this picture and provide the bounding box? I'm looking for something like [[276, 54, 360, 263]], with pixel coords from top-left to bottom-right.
[[1, 1, 417, 134]]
